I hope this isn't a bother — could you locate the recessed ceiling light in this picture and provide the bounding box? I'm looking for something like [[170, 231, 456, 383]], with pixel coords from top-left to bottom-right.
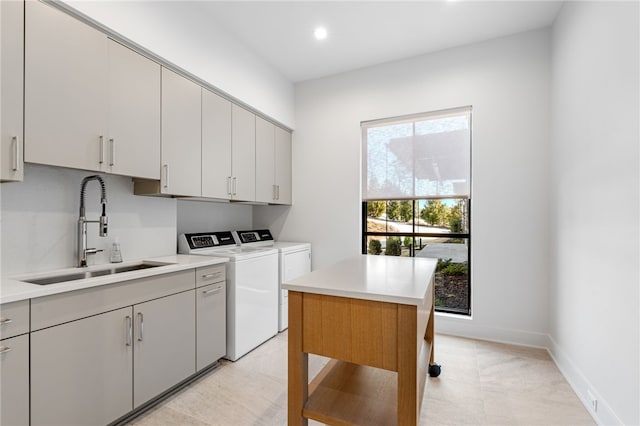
[[314, 27, 327, 40]]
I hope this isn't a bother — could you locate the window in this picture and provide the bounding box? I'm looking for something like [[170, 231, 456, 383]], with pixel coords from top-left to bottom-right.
[[361, 107, 471, 315]]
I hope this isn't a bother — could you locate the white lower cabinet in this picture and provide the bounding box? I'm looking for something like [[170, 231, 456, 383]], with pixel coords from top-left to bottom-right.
[[0, 300, 30, 426], [31, 307, 133, 426], [21, 266, 224, 424], [0, 334, 29, 426], [28, 269, 203, 425], [133, 290, 196, 407], [196, 282, 226, 370]]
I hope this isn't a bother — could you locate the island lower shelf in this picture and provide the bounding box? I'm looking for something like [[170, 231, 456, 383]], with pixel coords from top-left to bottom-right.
[[303, 339, 431, 426]]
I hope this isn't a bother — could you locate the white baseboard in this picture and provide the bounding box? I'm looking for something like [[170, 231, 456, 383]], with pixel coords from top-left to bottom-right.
[[547, 335, 622, 426], [435, 313, 550, 348], [434, 315, 623, 425]]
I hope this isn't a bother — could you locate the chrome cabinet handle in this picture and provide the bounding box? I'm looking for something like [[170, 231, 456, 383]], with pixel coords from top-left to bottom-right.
[[232, 177, 237, 195], [276, 185, 280, 200], [109, 138, 115, 166], [99, 136, 104, 164], [201, 272, 221, 279], [227, 176, 232, 196], [202, 286, 223, 296], [0, 346, 11, 354], [137, 312, 144, 342], [11, 136, 19, 171], [163, 165, 169, 189], [0, 318, 13, 325], [125, 315, 132, 346]]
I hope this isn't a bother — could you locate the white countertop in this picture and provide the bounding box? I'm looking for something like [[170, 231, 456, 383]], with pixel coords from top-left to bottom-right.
[[0, 255, 229, 304], [283, 254, 437, 306]]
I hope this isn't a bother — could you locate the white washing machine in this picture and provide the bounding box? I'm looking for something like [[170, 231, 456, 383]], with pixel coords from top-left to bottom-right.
[[235, 230, 311, 332], [178, 231, 278, 361]]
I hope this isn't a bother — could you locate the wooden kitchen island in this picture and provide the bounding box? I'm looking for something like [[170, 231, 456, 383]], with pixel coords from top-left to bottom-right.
[[284, 255, 439, 426]]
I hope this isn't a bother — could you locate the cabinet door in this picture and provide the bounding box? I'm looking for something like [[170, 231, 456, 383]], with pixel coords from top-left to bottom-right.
[[25, 0, 108, 172], [134, 290, 196, 407], [231, 104, 256, 201], [196, 282, 226, 370], [107, 40, 161, 179], [202, 89, 232, 199], [0, 334, 29, 426], [161, 68, 201, 196], [255, 116, 276, 203], [31, 307, 133, 426], [0, 0, 24, 182], [275, 126, 293, 205]]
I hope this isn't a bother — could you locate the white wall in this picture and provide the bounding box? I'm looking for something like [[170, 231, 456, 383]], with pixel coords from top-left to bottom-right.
[[254, 29, 552, 345], [0, 164, 176, 275], [62, 0, 295, 128], [550, 2, 639, 425]]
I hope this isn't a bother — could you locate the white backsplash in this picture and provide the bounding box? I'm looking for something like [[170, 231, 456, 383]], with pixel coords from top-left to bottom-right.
[[176, 200, 253, 239], [0, 164, 177, 276]]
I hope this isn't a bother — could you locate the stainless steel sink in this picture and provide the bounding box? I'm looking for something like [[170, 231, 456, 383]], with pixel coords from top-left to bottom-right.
[[24, 262, 171, 285]]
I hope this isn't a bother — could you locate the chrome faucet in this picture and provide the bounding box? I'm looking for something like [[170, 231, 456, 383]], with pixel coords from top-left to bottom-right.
[[77, 175, 108, 267]]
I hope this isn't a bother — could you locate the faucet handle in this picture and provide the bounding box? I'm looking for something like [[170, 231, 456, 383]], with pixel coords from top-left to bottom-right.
[[100, 215, 108, 237], [85, 248, 103, 255]]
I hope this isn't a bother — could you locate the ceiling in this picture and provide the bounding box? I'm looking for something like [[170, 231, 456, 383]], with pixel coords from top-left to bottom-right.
[[196, 1, 564, 83]]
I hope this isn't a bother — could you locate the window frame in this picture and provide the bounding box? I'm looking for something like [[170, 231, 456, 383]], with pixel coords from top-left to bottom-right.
[[361, 199, 471, 316], [361, 106, 472, 316]]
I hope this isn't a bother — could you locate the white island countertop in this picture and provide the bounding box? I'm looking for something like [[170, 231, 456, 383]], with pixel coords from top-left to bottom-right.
[[0, 255, 229, 304], [283, 254, 437, 306]]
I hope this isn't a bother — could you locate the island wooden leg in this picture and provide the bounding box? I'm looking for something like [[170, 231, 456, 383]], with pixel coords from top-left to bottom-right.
[[288, 291, 308, 426], [426, 302, 435, 364], [397, 304, 418, 426]]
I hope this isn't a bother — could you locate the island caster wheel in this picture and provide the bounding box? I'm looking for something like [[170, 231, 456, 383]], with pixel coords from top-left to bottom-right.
[[428, 363, 441, 378]]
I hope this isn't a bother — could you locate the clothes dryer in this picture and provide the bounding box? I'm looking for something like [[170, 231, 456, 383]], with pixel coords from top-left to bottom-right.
[[234, 230, 311, 332]]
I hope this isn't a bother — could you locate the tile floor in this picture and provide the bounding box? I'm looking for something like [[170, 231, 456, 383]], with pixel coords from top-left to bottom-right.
[[127, 333, 595, 426]]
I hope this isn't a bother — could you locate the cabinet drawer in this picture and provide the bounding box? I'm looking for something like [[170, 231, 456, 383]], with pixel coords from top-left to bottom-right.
[[31, 270, 195, 331], [0, 300, 29, 339], [196, 264, 225, 288]]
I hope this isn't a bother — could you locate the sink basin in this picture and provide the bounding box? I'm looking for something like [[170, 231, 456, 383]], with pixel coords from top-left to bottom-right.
[[24, 262, 171, 285]]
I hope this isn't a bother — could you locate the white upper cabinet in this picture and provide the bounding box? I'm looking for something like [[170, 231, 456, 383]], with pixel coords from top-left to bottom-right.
[[255, 117, 276, 203], [107, 40, 161, 179], [231, 104, 256, 202], [161, 68, 202, 197], [25, 1, 160, 179], [255, 117, 292, 205], [274, 126, 292, 205], [1, 0, 24, 182], [25, 0, 108, 172], [22, 1, 292, 201], [202, 89, 232, 200]]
